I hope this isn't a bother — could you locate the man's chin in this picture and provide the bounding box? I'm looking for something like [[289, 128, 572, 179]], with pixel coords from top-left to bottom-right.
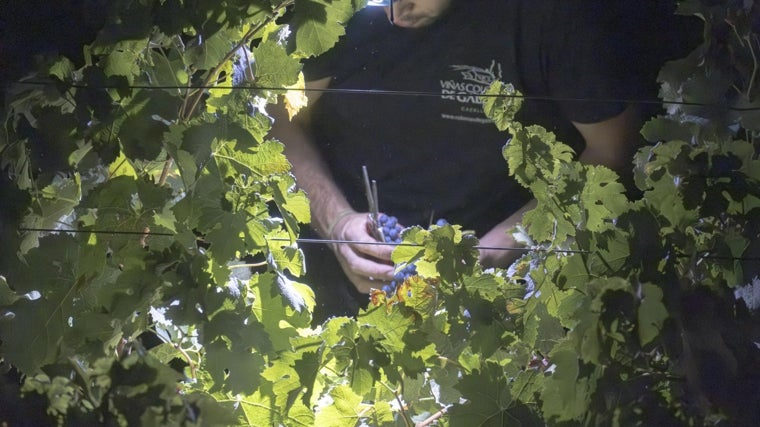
[[393, 14, 436, 28]]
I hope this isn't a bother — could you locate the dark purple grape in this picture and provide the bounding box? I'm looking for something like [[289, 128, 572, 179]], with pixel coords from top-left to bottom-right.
[[376, 215, 446, 298], [388, 228, 399, 240]]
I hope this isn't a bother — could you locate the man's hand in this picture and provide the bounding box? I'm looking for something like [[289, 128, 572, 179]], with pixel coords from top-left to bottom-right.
[[329, 212, 395, 293], [478, 226, 523, 269], [270, 77, 394, 293]]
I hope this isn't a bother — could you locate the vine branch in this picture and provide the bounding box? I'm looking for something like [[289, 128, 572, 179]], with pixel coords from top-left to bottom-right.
[[180, 0, 295, 122], [414, 406, 448, 427]]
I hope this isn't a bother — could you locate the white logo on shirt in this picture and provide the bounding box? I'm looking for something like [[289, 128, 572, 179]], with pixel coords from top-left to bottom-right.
[[440, 60, 503, 123]]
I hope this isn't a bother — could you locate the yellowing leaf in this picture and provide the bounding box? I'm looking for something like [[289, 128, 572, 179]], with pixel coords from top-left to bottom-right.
[[206, 61, 234, 114], [284, 72, 308, 120], [108, 151, 138, 178]]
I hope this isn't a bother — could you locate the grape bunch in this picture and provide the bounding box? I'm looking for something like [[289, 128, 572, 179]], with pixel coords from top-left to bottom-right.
[[377, 213, 403, 243], [375, 214, 448, 297]]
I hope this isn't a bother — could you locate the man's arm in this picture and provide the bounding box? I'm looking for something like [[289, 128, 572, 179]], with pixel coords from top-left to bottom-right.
[[478, 105, 641, 268], [574, 105, 641, 172], [271, 77, 395, 293]]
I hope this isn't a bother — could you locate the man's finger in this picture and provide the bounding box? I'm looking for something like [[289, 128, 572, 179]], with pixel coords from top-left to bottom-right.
[[338, 246, 394, 279]]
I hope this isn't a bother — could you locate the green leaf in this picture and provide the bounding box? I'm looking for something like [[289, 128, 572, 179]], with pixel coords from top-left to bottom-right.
[[391, 226, 427, 265], [101, 41, 145, 83], [204, 338, 266, 395], [522, 301, 564, 355], [580, 166, 628, 231], [637, 283, 668, 346], [0, 298, 65, 373], [48, 57, 75, 81], [118, 90, 181, 160], [291, 0, 357, 58], [268, 234, 306, 276], [463, 273, 507, 300], [541, 343, 596, 422], [0, 276, 18, 306], [640, 116, 699, 144], [148, 342, 184, 365], [252, 41, 302, 87], [186, 29, 237, 71], [503, 124, 575, 191], [482, 81, 523, 132], [510, 369, 543, 404], [239, 390, 314, 427], [314, 385, 366, 427], [20, 174, 81, 254], [271, 175, 311, 241], [214, 139, 291, 178], [251, 273, 307, 350], [449, 361, 512, 427]]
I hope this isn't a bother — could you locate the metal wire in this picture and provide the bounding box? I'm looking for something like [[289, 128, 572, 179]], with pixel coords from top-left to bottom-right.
[[16, 227, 760, 261], [10, 80, 759, 111], [16, 227, 544, 252]]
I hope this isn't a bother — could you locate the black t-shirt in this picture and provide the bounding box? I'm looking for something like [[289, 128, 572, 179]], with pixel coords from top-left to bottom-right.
[[304, 0, 636, 234]]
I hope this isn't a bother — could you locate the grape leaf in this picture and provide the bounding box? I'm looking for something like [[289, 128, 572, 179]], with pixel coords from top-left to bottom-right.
[[284, 73, 309, 119], [482, 81, 523, 132], [0, 276, 18, 306], [101, 40, 144, 84], [19, 174, 81, 254], [186, 28, 239, 71], [271, 175, 311, 241], [637, 283, 668, 346], [252, 41, 301, 88], [314, 385, 366, 427], [510, 369, 543, 404], [251, 272, 307, 350], [118, 90, 181, 160], [580, 165, 628, 231], [291, 0, 357, 58], [0, 298, 65, 373], [448, 361, 512, 427], [214, 139, 291, 178], [522, 302, 564, 355], [148, 342, 184, 365], [204, 338, 266, 395], [540, 343, 595, 422], [463, 274, 506, 300]]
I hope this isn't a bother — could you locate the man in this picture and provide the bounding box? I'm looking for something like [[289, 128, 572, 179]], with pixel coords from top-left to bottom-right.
[[273, 0, 645, 323]]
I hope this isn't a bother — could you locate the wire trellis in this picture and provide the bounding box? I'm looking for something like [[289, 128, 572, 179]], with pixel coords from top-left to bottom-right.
[[10, 80, 760, 111], [15, 227, 760, 261], [7, 75, 760, 263]]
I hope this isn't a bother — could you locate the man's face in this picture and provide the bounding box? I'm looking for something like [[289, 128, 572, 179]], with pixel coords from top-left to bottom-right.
[[385, 0, 453, 28]]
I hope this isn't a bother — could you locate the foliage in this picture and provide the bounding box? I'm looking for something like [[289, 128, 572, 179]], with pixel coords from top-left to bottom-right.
[[1, 0, 759, 426], [0, 0, 358, 424]]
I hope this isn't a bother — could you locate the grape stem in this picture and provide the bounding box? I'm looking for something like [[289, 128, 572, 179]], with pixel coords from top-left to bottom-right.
[[180, 0, 295, 122], [379, 380, 413, 427]]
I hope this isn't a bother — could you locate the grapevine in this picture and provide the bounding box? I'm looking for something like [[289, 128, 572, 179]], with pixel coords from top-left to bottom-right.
[[372, 214, 450, 298], [1, 1, 759, 426]]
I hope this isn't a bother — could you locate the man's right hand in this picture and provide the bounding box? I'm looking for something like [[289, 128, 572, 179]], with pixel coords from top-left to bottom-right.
[[328, 211, 395, 293], [270, 76, 394, 294]]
